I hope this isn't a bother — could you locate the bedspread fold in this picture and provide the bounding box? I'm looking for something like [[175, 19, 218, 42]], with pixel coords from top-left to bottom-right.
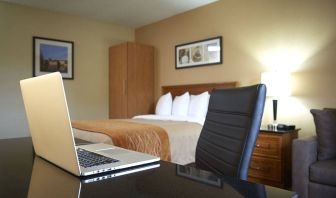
[[71, 120, 171, 161]]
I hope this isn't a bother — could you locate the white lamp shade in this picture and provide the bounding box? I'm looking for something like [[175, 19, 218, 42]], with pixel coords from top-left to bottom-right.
[[261, 72, 291, 97]]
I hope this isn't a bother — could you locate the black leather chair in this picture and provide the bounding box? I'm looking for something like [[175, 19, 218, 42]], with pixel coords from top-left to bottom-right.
[[195, 84, 266, 180]]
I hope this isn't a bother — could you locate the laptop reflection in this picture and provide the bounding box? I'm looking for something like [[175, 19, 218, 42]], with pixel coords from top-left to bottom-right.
[[27, 157, 160, 198]]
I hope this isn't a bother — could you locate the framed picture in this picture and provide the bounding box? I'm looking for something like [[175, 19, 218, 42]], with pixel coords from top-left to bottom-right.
[[33, 36, 74, 79], [175, 36, 222, 69]]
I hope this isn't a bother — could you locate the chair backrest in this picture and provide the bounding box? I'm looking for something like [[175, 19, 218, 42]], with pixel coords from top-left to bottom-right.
[[195, 84, 266, 180]]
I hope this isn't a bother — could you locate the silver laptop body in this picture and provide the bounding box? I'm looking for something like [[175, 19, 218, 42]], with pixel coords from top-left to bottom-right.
[[20, 72, 159, 176]]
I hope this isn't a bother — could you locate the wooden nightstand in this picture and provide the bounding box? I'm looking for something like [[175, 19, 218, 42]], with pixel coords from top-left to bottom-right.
[[248, 128, 299, 189]]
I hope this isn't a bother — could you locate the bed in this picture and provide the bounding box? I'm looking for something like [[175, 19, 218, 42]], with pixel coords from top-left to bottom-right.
[[72, 81, 238, 165]]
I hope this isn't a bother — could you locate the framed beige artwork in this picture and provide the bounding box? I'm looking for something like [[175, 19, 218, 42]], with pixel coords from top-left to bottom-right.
[[175, 36, 222, 69]]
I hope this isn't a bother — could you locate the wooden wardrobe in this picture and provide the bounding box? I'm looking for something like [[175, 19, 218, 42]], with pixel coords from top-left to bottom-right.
[[109, 42, 154, 118]]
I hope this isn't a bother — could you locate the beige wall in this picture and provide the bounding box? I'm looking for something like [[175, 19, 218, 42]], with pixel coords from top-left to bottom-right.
[[135, 0, 336, 137], [0, 2, 134, 139]]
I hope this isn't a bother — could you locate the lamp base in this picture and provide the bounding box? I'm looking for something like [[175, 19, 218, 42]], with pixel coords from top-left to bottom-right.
[[267, 122, 278, 131]]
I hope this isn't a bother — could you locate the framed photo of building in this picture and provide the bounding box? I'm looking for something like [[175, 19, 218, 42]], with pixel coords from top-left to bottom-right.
[[175, 36, 222, 69], [33, 37, 74, 79]]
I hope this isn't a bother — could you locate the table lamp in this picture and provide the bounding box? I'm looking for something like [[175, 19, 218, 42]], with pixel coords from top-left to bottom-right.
[[261, 71, 291, 129]]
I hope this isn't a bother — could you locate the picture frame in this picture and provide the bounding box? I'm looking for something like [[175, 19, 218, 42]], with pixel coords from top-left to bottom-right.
[[33, 36, 74, 79], [175, 36, 222, 69]]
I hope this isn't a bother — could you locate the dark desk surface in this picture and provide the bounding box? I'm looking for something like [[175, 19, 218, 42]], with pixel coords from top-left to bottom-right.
[[0, 138, 297, 198]]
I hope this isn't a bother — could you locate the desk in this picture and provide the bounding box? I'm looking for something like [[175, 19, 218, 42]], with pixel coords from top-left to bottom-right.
[[0, 138, 297, 198]]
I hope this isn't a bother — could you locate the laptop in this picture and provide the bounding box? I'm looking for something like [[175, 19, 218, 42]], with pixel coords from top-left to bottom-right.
[[28, 157, 160, 197], [20, 72, 159, 176]]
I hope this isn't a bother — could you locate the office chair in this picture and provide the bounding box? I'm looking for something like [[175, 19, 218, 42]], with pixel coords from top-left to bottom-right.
[[195, 84, 266, 180]]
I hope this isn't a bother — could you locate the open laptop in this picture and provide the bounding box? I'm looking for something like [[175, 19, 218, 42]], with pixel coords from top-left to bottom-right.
[[20, 72, 159, 176]]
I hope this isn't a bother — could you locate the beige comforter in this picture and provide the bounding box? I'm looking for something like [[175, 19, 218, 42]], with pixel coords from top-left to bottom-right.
[[72, 120, 171, 161], [73, 119, 202, 165]]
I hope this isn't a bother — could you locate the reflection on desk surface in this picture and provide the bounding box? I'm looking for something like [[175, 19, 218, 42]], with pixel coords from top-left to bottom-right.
[[175, 165, 266, 198], [28, 157, 80, 198], [27, 157, 295, 198], [27, 157, 160, 198], [176, 165, 223, 187]]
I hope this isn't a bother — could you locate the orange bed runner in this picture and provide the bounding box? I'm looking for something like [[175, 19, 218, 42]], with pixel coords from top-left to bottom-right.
[[71, 120, 171, 161]]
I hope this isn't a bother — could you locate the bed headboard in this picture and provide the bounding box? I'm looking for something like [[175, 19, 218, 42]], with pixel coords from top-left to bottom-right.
[[162, 82, 238, 97]]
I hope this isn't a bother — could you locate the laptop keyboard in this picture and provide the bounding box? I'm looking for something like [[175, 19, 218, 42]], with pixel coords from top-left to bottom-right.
[[77, 148, 119, 168]]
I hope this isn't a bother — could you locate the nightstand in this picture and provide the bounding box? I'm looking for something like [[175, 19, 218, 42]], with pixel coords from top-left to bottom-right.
[[248, 128, 300, 189]]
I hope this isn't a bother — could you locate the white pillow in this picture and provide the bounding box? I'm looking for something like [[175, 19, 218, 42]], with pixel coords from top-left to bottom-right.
[[172, 92, 190, 116], [188, 91, 210, 118], [155, 92, 173, 116]]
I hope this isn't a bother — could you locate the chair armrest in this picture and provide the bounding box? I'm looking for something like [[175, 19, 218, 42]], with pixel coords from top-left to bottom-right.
[[292, 136, 318, 198]]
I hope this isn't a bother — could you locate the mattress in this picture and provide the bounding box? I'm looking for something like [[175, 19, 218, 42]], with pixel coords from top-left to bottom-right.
[[73, 117, 203, 165]]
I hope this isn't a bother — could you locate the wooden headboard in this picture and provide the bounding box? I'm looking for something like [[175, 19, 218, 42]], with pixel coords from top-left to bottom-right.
[[162, 82, 238, 97]]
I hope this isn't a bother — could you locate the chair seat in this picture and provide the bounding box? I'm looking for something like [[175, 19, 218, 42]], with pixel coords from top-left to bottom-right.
[[310, 160, 336, 186]]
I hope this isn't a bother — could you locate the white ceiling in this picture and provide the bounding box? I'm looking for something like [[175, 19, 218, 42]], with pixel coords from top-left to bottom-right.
[[2, 0, 218, 28]]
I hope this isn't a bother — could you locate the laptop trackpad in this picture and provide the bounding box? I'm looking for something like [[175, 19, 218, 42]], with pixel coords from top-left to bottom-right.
[[99, 148, 129, 156]]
